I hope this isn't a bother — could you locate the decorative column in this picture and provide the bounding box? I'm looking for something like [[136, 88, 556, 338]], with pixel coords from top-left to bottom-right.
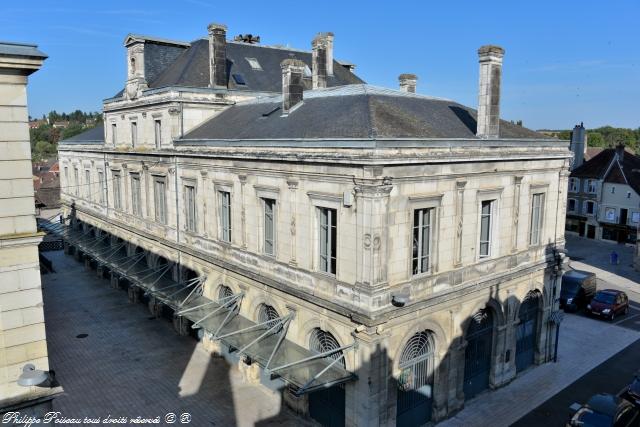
[[287, 179, 298, 266], [122, 163, 129, 213], [453, 180, 466, 267], [239, 174, 247, 249], [512, 176, 523, 252]]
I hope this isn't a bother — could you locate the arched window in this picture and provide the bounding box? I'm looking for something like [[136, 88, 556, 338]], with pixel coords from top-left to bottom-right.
[[309, 328, 344, 368], [130, 57, 136, 74], [397, 331, 435, 425], [258, 303, 281, 331], [218, 285, 234, 300]]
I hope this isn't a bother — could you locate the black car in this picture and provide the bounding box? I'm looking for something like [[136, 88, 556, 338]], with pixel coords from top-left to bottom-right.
[[567, 394, 639, 426], [623, 373, 640, 408], [561, 269, 597, 312]]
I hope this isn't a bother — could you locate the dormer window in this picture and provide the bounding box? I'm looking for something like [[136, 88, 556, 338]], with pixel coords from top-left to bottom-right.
[[245, 57, 262, 70]]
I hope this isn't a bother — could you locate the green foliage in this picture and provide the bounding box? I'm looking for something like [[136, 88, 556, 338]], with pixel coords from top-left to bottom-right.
[[29, 110, 102, 161], [586, 127, 639, 152]]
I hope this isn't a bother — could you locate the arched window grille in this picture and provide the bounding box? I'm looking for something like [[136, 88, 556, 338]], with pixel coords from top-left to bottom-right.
[[258, 303, 281, 331], [309, 328, 345, 368], [218, 285, 234, 300]]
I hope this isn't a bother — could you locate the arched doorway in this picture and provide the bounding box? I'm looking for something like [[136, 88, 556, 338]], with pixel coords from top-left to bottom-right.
[[463, 309, 494, 400], [397, 331, 435, 426], [516, 292, 540, 373], [308, 328, 345, 427]]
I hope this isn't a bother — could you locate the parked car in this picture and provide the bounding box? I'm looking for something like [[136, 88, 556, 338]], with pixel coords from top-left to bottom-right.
[[587, 289, 629, 321], [567, 393, 639, 426], [561, 269, 597, 312], [622, 373, 640, 408]]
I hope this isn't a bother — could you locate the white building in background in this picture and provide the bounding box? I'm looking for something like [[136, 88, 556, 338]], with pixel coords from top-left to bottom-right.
[[58, 24, 570, 426]]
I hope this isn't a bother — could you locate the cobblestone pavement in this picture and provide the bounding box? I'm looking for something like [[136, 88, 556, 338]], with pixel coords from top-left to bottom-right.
[[42, 250, 314, 427]]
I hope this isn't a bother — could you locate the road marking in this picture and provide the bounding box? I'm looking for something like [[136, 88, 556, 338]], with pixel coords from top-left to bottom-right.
[[615, 313, 640, 325]]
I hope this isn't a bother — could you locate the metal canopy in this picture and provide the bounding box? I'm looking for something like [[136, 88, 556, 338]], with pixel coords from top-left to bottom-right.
[[56, 222, 356, 395]]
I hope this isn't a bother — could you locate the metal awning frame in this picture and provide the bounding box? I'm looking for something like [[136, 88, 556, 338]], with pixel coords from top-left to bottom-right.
[[217, 313, 293, 356], [181, 292, 243, 329], [268, 342, 357, 395]]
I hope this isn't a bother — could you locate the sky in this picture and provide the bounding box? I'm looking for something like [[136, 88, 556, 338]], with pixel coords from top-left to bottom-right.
[[2, 0, 638, 130]]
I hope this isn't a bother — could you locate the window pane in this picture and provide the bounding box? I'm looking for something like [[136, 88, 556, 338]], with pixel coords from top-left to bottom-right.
[[264, 198, 275, 255], [480, 200, 493, 257]]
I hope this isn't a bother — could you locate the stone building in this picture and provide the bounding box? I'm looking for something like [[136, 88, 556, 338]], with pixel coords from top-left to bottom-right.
[[0, 42, 61, 416], [57, 25, 570, 426]]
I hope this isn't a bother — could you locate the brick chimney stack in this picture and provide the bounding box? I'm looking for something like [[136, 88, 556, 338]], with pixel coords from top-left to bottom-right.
[[569, 122, 587, 170], [399, 74, 418, 93], [312, 34, 328, 89], [281, 59, 305, 114], [476, 45, 505, 139], [208, 23, 227, 88]]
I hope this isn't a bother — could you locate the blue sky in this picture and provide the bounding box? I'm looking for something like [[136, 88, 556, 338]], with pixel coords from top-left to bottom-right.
[[2, 0, 638, 130]]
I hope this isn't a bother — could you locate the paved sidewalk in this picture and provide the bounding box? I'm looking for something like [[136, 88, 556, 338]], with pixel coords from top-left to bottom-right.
[[439, 314, 640, 427], [42, 251, 312, 427]]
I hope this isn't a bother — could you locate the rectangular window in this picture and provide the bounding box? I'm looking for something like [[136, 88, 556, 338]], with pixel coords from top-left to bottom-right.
[[530, 193, 545, 245], [611, 186, 615, 194], [153, 177, 167, 224], [319, 207, 337, 274], [412, 208, 433, 275], [585, 201, 595, 215], [64, 167, 69, 193], [219, 191, 231, 242], [627, 192, 632, 199], [632, 212, 640, 223], [154, 120, 162, 149], [569, 178, 579, 193], [111, 124, 117, 145], [131, 122, 137, 147], [84, 170, 91, 199], [97, 170, 105, 204], [113, 172, 122, 209], [131, 173, 141, 216], [587, 180, 597, 193], [73, 168, 79, 196], [568, 198, 576, 212], [263, 198, 275, 255], [479, 200, 494, 258], [184, 184, 196, 232]]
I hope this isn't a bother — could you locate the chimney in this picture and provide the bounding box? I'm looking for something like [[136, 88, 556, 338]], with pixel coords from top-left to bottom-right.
[[312, 34, 328, 89], [321, 32, 334, 76], [476, 45, 505, 139], [281, 59, 305, 114], [616, 144, 625, 162], [208, 23, 227, 88], [569, 122, 586, 170], [399, 74, 418, 93]]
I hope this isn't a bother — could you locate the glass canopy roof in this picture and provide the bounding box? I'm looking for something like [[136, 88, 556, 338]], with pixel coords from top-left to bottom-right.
[[43, 220, 356, 394]]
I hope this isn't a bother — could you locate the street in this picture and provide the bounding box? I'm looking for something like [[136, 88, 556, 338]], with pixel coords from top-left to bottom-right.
[[513, 235, 640, 426]]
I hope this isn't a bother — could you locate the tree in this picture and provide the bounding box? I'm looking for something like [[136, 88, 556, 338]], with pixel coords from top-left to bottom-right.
[[587, 132, 605, 147]]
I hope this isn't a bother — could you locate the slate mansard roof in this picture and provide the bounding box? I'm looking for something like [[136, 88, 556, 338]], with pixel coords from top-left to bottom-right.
[[60, 123, 104, 144], [113, 38, 364, 98], [180, 85, 548, 141]]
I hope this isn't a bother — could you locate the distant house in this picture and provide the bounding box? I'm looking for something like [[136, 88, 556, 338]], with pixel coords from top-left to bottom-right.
[[52, 121, 69, 129], [567, 140, 640, 244], [32, 161, 60, 210], [29, 119, 47, 129]]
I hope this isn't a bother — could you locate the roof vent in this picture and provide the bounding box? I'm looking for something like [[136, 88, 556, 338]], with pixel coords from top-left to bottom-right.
[[233, 34, 260, 44]]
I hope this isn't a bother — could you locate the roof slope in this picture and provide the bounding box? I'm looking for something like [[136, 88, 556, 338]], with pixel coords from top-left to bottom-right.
[[147, 39, 364, 92], [181, 85, 547, 141], [59, 124, 104, 144], [571, 149, 616, 179], [604, 152, 640, 195]]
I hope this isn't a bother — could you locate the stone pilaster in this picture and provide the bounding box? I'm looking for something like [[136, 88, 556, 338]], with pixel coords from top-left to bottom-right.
[[512, 176, 523, 252], [354, 178, 393, 288], [453, 180, 466, 267], [287, 179, 298, 266], [200, 170, 208, 237], [239, 174, 247, 249]]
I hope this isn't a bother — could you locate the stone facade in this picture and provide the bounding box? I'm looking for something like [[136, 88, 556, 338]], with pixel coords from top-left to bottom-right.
[[58, 25, 571, 426], [0, 42, 59, 414]]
